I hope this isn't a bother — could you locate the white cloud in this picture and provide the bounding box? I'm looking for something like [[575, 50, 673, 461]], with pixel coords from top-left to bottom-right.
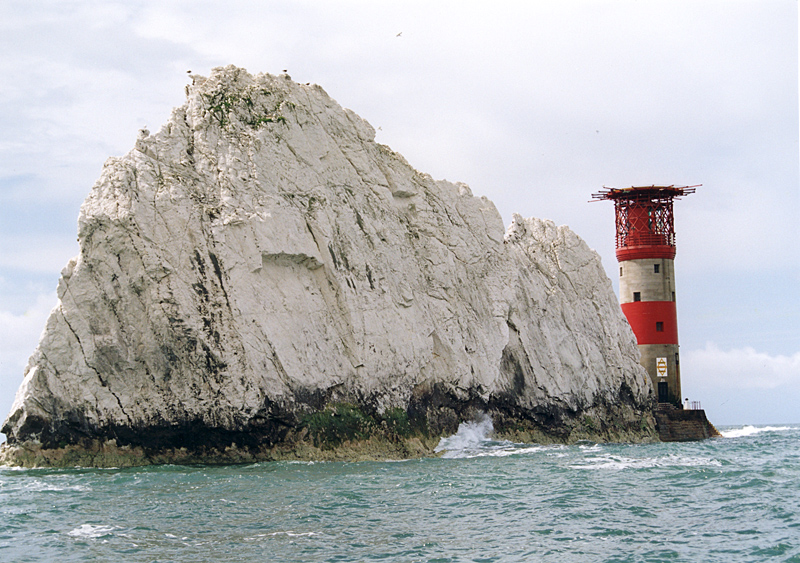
[[0, 235, 78, 274], [685, 342, 800, 390], [0, 292, 58, 426], [0, 292, 56, 362]]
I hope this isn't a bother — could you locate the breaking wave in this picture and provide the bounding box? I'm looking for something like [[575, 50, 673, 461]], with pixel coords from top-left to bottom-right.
[[25, 480, 90, 493], [570, 453, 722, 470], [433, 413, 546, 459], [720, 425, 794, 438], [67, 524, 119, 539]]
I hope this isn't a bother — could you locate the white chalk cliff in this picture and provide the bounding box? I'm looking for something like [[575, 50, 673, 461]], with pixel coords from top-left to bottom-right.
[[2, 67, 655, 464]]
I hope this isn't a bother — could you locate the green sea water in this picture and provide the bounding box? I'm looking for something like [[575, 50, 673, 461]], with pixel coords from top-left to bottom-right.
[[1, 422, 798, 562]]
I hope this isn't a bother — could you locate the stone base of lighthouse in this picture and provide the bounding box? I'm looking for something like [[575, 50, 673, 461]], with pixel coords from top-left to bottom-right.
[[654, 404, 721, 441]]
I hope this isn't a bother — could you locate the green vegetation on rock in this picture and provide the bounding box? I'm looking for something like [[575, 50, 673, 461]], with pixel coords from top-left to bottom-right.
[[301, 403, 416, 449], [201, 82, 287, 129]]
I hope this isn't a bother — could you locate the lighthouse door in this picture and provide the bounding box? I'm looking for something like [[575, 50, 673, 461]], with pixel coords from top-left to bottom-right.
[[657, 381, 669, 403]]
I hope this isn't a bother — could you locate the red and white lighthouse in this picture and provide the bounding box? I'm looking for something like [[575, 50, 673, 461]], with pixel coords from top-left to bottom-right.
[[592, 185, 697, 407]]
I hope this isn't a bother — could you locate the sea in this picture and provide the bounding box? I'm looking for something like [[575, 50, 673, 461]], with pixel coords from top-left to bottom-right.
[[1, 421, 798, 563]]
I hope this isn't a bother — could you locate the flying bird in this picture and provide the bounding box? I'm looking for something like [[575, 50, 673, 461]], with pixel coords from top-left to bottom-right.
[[396, 32, 402, 37]]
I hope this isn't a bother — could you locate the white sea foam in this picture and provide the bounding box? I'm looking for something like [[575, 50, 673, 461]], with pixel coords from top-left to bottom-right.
[[244, 531, 319, 543], [434, 414, 548, 459], [570, 453, 722, 470], [67, 524, 118, 539], [0, 464, 28, 471], [720, 425, 794, 438], [26, 480, 90, 493], [435, 413, 494, 451], [484, 445, 547, 458], [434, 414, 495, 458], [244, 531, 319, 540]]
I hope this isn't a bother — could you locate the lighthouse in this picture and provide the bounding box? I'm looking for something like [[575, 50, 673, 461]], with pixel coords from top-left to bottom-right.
[[591, 185, 696, 407]]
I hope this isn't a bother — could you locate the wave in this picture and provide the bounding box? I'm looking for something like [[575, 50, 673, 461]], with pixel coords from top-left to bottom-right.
[[570, 453, 722, 471], [720, 425, 794, 438], [434, 413, 494, 454], [25, 480, 90, 493], [67, 524, 119, 539], [241, 531, 320, 542], [434, 414, 548, 459]]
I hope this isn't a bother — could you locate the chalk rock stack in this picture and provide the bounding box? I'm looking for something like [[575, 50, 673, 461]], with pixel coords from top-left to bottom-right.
[[2, 66, 656, 465]]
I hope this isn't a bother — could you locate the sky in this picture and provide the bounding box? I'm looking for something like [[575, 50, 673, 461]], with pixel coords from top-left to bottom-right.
[[0, 1, 797, 433]]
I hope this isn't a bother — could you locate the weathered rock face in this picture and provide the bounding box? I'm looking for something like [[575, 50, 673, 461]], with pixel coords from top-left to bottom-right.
[[2, 66, 656, 465]]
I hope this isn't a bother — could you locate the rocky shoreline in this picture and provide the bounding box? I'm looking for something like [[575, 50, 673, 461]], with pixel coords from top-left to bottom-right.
[[1, 399, 657, 468]]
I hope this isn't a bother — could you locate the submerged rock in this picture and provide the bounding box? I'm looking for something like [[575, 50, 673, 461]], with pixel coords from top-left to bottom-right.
[[1, 66, 656, 466]]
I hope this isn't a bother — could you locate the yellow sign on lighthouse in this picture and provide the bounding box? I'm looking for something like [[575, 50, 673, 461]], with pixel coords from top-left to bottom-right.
[[656, 357, 668, 378]]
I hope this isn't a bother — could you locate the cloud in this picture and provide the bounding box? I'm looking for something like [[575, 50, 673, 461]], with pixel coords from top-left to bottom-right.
[[685, 342, 800, 390], [0, 235, 78, 275], [0, 292, 58, 428], [0, 292, 56, 362], [0, 2, 199, 204]]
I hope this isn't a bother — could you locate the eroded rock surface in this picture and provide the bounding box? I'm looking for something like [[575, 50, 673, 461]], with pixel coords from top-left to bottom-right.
[[2, 66, 656, 466]]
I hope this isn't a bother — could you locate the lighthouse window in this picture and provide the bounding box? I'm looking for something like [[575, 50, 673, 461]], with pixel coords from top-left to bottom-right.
[[633, 292, 641, 302], [654, 264, 660, 274], [620, 266, 623, 276], [656, 322, 664, 332]]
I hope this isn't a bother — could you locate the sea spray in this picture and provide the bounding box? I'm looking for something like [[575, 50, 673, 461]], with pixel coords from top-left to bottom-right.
[[433, 414, 548, 459], [434, 413, 494, 456]]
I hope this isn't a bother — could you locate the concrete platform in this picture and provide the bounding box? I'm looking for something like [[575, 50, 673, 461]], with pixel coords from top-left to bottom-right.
[[654, 404, 721, 442]]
